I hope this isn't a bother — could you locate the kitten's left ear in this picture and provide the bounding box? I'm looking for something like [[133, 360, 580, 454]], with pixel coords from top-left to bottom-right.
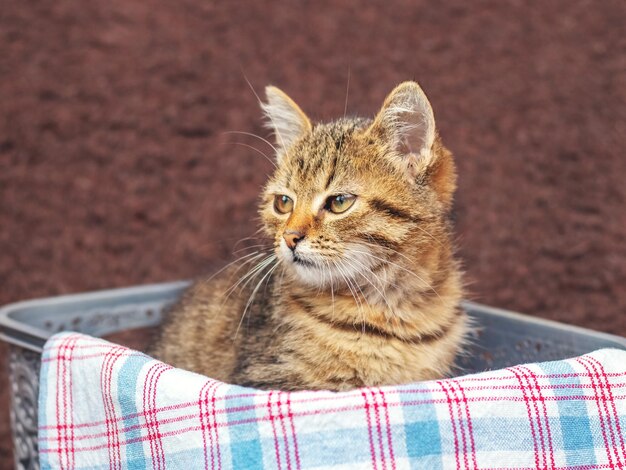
[[367, 81, 437, 177], [261, 86, 312, 156]]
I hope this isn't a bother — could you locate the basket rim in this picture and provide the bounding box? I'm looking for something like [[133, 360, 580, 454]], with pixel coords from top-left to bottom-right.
[[1, 281, 625, 352], [0, 280, 190, 352]]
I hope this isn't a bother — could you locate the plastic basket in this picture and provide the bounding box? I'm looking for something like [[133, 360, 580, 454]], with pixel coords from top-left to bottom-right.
[[1, 281, 625, 470]]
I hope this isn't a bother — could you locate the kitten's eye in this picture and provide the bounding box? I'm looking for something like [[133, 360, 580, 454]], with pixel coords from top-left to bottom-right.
[[326, 194, 356, 214], [274, 195, 294, 214]]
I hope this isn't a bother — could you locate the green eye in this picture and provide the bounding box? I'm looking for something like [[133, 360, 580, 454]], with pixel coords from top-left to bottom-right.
[[326, 194, 356, 214], [274, 195, 294, 214]]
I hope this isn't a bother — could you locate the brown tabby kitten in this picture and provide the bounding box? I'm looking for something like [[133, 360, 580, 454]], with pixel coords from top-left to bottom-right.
[[153, 81, 467, 391]]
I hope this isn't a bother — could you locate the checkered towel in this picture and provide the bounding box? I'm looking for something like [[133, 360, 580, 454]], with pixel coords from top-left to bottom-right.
[[39, 333, 626, 469]]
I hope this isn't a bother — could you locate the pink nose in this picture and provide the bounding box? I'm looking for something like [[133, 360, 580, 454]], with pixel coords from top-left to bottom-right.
[[283, 230, 305, 250]]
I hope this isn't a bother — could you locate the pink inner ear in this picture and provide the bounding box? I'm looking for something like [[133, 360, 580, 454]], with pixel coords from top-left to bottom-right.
[[375, 83, 436, 160], [404, 153, 422, 181], [405, 116, 430, 153], [392, 105, 434, 158]]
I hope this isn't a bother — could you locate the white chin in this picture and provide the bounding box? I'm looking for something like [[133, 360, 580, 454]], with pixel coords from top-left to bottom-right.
[[291, 262, 329, 286], [278, 241, 374, 288], [287, 255, 369, 288], [278, 244, 329, 286]]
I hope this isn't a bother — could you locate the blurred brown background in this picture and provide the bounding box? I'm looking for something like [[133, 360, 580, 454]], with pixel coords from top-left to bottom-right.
[[1, 0, 625, 466]]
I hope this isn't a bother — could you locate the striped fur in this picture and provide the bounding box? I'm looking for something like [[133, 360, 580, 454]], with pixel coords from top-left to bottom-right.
[[153, 82, 467, 391]]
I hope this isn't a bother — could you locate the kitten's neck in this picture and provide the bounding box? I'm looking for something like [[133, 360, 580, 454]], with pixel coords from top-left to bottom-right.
[[280, 251, 461, 340]]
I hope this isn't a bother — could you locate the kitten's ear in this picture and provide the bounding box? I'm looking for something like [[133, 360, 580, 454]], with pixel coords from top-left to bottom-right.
[[367, 81, 437, 177], [262, 86, 312, 155]]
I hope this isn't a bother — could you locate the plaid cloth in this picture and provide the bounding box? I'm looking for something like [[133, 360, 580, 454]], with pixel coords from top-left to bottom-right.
[[39, 333, 626, 470]]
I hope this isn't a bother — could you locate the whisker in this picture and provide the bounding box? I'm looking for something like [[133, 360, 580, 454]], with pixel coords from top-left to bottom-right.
[[356, 239, 449, 280], [200, 250, 265, 286], [231, 228, 268, 252], [241, 73, 287, 150], [222, 254, 276, 301], [338, 259, 369, 310], [220, 256, 271, 324], [413, 226, 445, 247], [343, 256, 394, 314], [358, 238, 420, 266], [235, 254, 276, 293], [334, 261, 361, 307], [317, 260, 327, 297], [339, 257, 389, 314], [228, 141, 277, 168], [325, 260, 336, 318], [232, 243, 271, 255], [193, 229, 268, 254], [343, 65, 351, 120], [223, 130, 278, 154], [349, 249, 444, 302], [338, 260, 369, 328], [235, 260, 280, 338], [332, 260, 366, 332]]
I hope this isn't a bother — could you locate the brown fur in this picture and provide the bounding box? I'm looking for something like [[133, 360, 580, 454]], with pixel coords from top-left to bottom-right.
[[152, 82, 467, 391]]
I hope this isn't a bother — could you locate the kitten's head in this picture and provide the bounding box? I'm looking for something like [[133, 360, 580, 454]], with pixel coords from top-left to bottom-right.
[[259, 82, 457, 287]]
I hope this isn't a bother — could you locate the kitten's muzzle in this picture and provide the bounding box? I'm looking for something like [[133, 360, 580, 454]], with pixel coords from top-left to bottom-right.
[[283, 230, 305, 251]]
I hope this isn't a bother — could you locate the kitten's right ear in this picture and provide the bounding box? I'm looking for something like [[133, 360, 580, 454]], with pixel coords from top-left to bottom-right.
[[366, 81, 437, 179], [262, 86, 312, 158]]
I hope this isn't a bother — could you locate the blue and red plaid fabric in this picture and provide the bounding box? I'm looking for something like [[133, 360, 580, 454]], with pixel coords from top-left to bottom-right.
[[39, 333, 626, 469]]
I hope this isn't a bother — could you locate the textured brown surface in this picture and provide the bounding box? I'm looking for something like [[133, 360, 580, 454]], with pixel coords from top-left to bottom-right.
[[1, 0, 625, 466]]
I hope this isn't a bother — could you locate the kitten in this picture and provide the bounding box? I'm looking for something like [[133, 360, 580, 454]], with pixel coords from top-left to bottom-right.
[[153, 81, 467, 391]]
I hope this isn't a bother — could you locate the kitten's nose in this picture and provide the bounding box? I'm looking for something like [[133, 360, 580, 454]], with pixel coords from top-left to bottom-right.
[[283, 230, 305, 250]]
